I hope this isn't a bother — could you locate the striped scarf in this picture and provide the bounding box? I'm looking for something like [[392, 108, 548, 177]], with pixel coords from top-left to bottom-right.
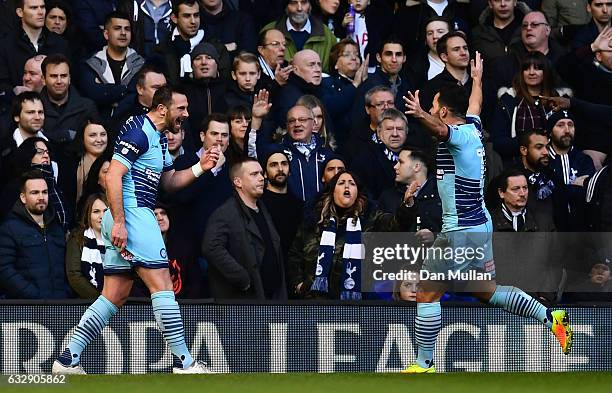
[[501, 203, 526, 232], [311, 216, 365, 300], [371, 133, 399, 162], [81, 228, 105, 290]]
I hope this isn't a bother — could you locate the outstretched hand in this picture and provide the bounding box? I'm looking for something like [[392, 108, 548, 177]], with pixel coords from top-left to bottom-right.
[[403, 90, 426, 119], [199, 145, 221, 172], [591, 26, 612, 52], [252, 89, 272, 119], [403, 180, 421, 206], [470, 51, 483, 82]]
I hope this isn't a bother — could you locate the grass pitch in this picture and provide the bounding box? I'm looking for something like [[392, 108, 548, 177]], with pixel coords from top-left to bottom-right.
[[4, 372, 612, 393]]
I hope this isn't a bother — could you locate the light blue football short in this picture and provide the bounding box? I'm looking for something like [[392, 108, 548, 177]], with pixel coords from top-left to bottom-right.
[[101, 208, 168, 274], [421, 220, 495, 280]]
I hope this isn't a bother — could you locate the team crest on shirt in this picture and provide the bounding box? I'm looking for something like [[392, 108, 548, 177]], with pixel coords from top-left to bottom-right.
[[160, 248, 167, 259]]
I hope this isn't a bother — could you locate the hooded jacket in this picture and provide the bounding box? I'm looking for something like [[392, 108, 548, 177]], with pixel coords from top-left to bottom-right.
[[0, 201, 70, 299], [81, 46, 145, 121]]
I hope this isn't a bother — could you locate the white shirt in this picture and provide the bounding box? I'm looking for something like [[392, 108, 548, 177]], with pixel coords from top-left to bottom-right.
[[427, 53, 445, 80], [13, 128, 48, 147], [286, 17, 312, 33], [427, 0, 448, 16], [353, 13, 368, 60]]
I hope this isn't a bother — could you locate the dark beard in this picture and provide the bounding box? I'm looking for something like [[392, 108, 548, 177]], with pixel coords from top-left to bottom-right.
[[267, 174, 287, 188]]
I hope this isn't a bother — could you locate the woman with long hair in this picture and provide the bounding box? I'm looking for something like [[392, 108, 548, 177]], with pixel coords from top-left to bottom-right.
[[65, 193, 108, 298], [287, 170, 418, 299], [226, 105, 252, 161], [490, 51, 571, 166], [296, 94, 337, 151]]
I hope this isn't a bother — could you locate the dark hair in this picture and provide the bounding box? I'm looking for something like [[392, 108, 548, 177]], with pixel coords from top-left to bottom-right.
[[424, 16, 452, 34], [227, 105, 252, 122], [497, 167, 528, 192], [20, 169, 45, 193], [11, 91, 43, 119], [46, 0, 73, 34], [200, 112, 229, 134], [316, 170, 368, 228], [80, 151, 112, 204], [230, 156, 260, 180], [399, 147, 432, 172], [437, 85, 469, 119], [71, 192, 108, 246], [173, 0, 199, 15], [436, 31, 467, 56], [73, 120, 108, 158], [518, 128, 548, 148], [104, 10, 132, 28], [14, 137, 50, 177], [329, 38, 361, 70], [136, 64, 166, 88], [41, 53, 71, 77], [513, 51, 556, 105], [151, 85, 186, 110], [378, 35, 404, 55]]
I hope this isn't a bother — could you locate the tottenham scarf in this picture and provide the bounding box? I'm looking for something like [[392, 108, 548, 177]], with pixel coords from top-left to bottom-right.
[[81, 228, 105, 290], [501, 203, 526, 231], [371, 132, 399, 162], [311, 216, 365, 300], [527, 170, 555, 200]]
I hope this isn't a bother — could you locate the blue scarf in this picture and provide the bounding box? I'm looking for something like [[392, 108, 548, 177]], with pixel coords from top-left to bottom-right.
[[311, 216, 364, 300]]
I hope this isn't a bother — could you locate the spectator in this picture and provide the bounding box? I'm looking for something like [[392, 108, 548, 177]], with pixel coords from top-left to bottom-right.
[[584, 164, 612, 231], [157, 0, 205, 83], [261, 0, 337, 72], [472, 0, 531, 67], [517, 129, 570, 231], [117, 0, 173, 59], [337, 0, 394, 69], [226, 104, 251, 159], [287, 170, 416, 299], [394, 0, 470, 56], [542, 0, 590, 27], [80, 11, 145, 124], [350, 38, 414, 125], [167, 113, 233, 257], [257, 104, 334, 202], [321, 153, 346, 184], [13, 54, 46, 96], [110, 65, 167, 140], [0, 170, 71, 299], [200, 0, 258, 57], [490, 167, 551, 231], [379, 146, 442, 236], [490, 51, 568, 166], [320, 38, 369, 150], [0, 0, 70, 104], [45, 0, 69, 35], [259, 146, 303, 268], [312, 0, 342, 37], [392, 265, 420, 302], [272, 49, 323, 126], [572, 0, 612, 49], [79, 151, 112, 210], [165, 126, 187, 161], [296, 94, 335, 150], [203, 157, 287, 299], [490, 11, 566, 91], [225, 52, 261, 109], [419, 31, 472, 111], [256, 28, 292, 93], [351, 108, 408, 199], [183, 42, 228, 147], [404, 17, 451, 90], [40, 54, 99, 144], [65, 193, 108, 299], [57, 121, 108, 208], [73, 0, 118, 55]]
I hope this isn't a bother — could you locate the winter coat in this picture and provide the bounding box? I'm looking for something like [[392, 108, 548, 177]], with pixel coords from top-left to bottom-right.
[[202, 194, 287, 300], [262, 16, 337, 73], [80, 47, 145, 122], [117, 0, 173, 58], [183, 77, 228, 147], [40, 86, 99, 145], [350, 140, 397, 200], [0, 201, 71, 299], [201, 1, 258, 56], [272, 72, 323, 128], [73, 0, 118, 55]]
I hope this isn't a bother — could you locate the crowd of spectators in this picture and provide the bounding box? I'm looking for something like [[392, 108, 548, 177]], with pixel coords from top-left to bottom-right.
[[0, 0, 611, 302]]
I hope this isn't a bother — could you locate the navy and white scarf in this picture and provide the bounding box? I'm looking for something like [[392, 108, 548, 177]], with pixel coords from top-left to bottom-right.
[[527, 170, 555, 200], [293, 136, 318, 159], [81, 228, 105, 290], [501, 203, 527, 231], [311, 216, 365, 300], [371, 133, 399, 162]]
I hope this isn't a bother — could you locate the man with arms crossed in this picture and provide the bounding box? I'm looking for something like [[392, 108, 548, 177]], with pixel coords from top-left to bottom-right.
[[52, 85, 220, 374], [402, 52, 572, 373]]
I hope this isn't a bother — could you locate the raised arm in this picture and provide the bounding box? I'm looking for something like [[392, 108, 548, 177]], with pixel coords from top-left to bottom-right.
[[403, 90, 449, 140], [467, 51, 483, 117]]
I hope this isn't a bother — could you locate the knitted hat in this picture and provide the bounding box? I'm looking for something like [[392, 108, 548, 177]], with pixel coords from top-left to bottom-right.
[[546, 110, 575, 135], [259, 145, 292, 169], [190, 42, 220, 64]]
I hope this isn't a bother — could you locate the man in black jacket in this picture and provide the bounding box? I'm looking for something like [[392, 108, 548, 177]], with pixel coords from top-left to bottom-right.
[[39, 54, 98, 144], [200, 0, 257, 57], [0, 170, 71, 299], [203, 157, 286, 300]]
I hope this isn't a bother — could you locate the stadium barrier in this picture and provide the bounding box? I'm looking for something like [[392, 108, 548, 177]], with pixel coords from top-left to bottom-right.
[[1, 301, 610, 374]]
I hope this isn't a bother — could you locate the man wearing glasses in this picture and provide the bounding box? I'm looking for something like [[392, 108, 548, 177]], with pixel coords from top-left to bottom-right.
[[256, 28, 293, 99]]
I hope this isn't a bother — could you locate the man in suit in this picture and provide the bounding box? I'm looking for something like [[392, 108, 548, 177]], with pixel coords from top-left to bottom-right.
[[202, 156, 287, 300]]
